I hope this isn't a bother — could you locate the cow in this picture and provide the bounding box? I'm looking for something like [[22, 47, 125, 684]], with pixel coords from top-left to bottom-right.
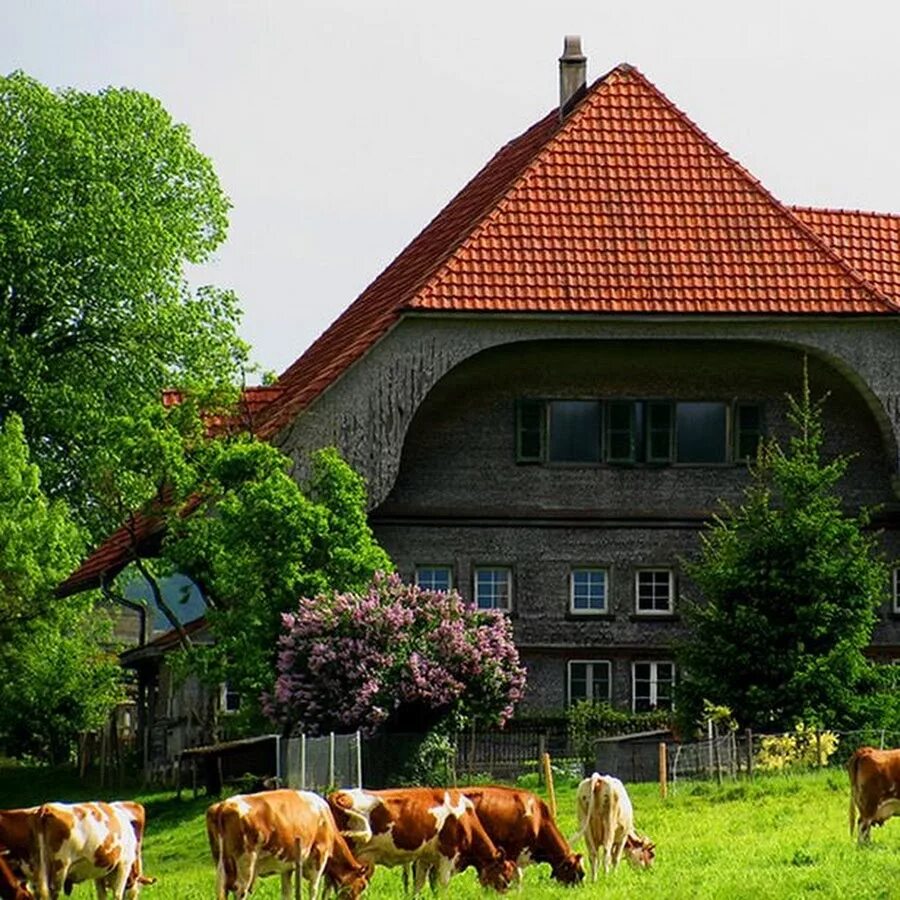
[[0, 853, 31, 900], [458, 786, 582, 887], [575, 773, 655, 881], [0, 809, 38, 891], [28, 801, 153, 900], [206, 789, 369, 899], [328, 787, 516, 895], [848, 746, 900, 844]]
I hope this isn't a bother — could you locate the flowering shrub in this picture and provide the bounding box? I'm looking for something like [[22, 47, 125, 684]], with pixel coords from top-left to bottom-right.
[[265, 572, 526, 735], [755, 722, 839, 771]]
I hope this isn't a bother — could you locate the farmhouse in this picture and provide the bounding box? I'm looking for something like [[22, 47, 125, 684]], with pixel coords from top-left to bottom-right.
[[60, 38, 900, 722]]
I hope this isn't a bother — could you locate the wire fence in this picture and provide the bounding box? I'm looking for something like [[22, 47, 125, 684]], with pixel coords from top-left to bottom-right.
[[281, 733, 363, 792]]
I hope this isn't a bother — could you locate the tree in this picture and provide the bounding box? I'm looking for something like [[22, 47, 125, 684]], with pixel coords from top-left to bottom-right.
[[161, 440, 392, 729], [0, 71, 247, 539], [676, 370, 887, 732], [0, 415, 123, 762], [265, 573, 527, 736]]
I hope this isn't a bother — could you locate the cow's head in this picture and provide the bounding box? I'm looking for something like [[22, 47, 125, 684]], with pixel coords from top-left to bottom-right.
[[477, 851, 516, 893], [330, 863, 370, 899], [551, 852, 584, 884], [624, 833, 655, 868]]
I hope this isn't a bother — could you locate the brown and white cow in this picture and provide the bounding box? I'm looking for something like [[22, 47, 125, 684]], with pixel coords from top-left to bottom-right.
[[848, 746, 900, 844], [0, 852, 31, 900], [459, 787, 582, 886], [29, 801, 152, 900], [206, 789, 369, 900], [575, 774, 655, 881], [328, 787, 515, 895]]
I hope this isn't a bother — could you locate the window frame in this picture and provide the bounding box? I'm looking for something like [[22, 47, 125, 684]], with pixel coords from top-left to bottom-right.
[[414, 565, 454, 593], [473, 566, 513, 611], [568, 659, 613, 705], [219, 682, 241, 716], [631, 660, 676, 712], [569, 567, 610, 615], [634, 568, 675, 616], [606, 399, 637, 464], [645, 400, 674, 464]]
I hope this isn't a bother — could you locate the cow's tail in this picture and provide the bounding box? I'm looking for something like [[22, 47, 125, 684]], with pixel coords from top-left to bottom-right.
[[570, 773, 601, 846], [215, 828, 227, 900], [847, 751, 860, 838]]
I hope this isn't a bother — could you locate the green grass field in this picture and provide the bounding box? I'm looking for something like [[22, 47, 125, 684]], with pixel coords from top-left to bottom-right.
[[1, 765, 898, 898]]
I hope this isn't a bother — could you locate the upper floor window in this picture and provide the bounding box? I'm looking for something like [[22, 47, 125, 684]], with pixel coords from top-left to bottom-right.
[[893, 567, 900, 614], [516, 398, 761, 467], [633, 661, 675, 712], [570, 568, 608, 614], [220, 682, 241, 715], [635, 568, 674, 614], [474, 567, 512, 611], [415, 566, 453, 593], [568, 660, 612, 704]]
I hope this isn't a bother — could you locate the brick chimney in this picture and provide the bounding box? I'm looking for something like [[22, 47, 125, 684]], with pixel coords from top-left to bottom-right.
[[559, 35, 587, 119]]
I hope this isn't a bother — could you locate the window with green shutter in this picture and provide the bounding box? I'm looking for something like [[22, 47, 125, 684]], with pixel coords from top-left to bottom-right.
[[606, 400, 636, 463], [735, 402, 763, 462], [515, 399, 545, 462], [646, 401, 673, 463]]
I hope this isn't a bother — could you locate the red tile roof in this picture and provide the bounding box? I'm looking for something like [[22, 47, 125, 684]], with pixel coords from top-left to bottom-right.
[[791, 207, 900, 304], [162, 385, 284, 436], [255, 63, 897, 438]]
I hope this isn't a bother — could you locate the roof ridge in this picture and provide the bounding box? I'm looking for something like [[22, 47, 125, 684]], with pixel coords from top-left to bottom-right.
[[790, 204, 900, 222], [620, 67, 900, 314]]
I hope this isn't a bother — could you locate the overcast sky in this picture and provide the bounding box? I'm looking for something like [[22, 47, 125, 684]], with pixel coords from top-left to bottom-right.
[[4, 1, 899, 377]]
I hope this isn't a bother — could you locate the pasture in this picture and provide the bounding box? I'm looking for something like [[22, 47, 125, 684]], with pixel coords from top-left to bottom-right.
[[1, 765, 898, 898]]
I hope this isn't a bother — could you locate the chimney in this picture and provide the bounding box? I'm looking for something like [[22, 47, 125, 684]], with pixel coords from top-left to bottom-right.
[[559, 35, 587, 119]]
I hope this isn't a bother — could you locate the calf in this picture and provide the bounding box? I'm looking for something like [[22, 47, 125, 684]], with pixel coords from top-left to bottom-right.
[[575, 774, 654, 881], [848, 746, 900, 844], [328, 787, 515, 895], [460, 787, 582, 886], [30, 801, 152, 900], [206, 789, 369, 899]]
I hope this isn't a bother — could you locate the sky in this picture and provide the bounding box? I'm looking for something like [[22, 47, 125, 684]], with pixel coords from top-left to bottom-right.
[[4, 1, 900, 377]]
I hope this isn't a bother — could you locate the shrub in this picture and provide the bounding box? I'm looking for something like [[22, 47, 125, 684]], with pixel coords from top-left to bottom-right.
[[567, 700, 672, 764], [755, 722, 839, 771]]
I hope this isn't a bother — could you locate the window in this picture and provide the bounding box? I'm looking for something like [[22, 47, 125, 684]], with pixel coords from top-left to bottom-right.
[[570, 568, 608, 613], [635, 569, 674, 614], [568, 660, 612, 704], [646, 401, 674, 463], [675, 402, 727, 463], [632, 661, 675, 712], [893, 567, 900, 614], [474, 567, 512, 610], [415, 566, 452, 592], [606, 400, 636, 463], [516, 399, 545, 462], [219, 682, 241, 715], [548, 400, 602, 462], [735, 403, 763, 461]]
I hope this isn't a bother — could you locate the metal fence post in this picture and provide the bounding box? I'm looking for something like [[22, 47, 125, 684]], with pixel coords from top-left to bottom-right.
[[746, 728, 754, 780], [300, 734, 306, 790], [356, 731, 363, 789], [328, 732, 335, 788]]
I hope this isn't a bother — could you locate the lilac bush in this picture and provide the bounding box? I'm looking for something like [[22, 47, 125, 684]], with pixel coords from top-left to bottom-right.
[[265, 572, 526, 735]]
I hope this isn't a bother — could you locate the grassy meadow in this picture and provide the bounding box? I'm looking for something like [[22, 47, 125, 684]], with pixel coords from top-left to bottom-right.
[[1, 764, 899, 899]]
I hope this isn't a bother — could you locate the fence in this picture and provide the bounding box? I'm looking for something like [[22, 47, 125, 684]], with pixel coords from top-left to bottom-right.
[[282, 733, 363, 791]]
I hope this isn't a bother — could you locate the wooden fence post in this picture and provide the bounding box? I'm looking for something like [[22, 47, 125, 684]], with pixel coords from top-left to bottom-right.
[[658, 742, 668, 799], [542, 752, 557, 819], [712, 731, 723, 785], [745, 728, 754, 780]]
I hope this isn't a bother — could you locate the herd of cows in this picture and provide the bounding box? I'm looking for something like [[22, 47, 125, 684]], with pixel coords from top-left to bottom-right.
[[0, 744, 899, 899]]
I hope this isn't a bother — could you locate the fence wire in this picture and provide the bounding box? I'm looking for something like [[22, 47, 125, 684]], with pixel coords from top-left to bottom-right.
[[282, 733, 362, 791]]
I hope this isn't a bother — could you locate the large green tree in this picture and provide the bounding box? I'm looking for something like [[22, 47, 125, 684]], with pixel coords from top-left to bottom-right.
[[0, 415, 123, 762], [0, 71, 246, 539], [677, 373, 887, 732]]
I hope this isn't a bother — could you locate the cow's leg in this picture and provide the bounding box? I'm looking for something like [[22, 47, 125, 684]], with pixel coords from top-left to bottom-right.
[[280, 869, 293, 900], [858, 818, 872, 845], [95, 878, 109, 900], [602, 837, 614, 874], [307, 851, 327, 900], [612, 833, 627, 870], [235, 851, 257, 900]]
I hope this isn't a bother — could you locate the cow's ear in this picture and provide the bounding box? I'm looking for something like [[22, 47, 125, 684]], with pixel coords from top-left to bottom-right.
[[331, 793, 352, 809]]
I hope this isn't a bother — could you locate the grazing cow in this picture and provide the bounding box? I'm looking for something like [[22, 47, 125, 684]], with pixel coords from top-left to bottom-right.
[[848, 746, 900, 844], [328, 787, 515, 895], [459, 787, 583, 886], [206, 789, 369, 900], [29, 801, 153, 900], [575, 774, 655, 881], [0, 853, 31, 900]]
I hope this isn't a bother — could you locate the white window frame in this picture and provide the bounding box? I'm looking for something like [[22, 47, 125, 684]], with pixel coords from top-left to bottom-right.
[[893, 567, 900, 614], [219, 682, 241, 716], [568, 659, 612, 705], [474, 567, 512, 611], [415, 565, 453, 592], [632, 660, 676, 712], [569, 567, 609, 614], [635, 568, 675, 615]]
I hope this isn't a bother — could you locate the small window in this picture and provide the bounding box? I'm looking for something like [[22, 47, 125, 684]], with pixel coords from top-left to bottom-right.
[[548, 400, 602, 462], [415, 566, 453, 592], [570, 568, 608, 614], [569, 660, 612, 705], [646, 401, 673, 463], [220, 683, 241, 715], [632, 661, 675, 712], [675, 401, 727, 463], [735, 403, 763, 461], [474, 567, 512, 611], [636, 569, 674, 614], [893, 567, 900, 614], [606, 401, 636, 463], [516, 399, 545, 462]]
